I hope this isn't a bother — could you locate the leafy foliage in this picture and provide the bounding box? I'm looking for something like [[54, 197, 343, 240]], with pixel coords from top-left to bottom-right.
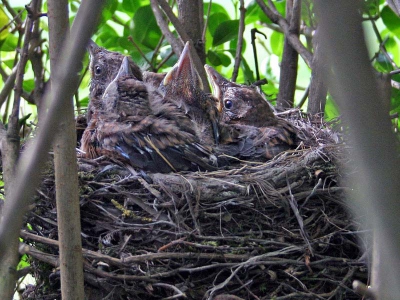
[[0, 0, 399, 128]]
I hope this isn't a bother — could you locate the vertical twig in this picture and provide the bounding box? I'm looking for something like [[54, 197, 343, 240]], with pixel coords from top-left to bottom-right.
[[231, 0, 245, 82], [0, 0, 105, 293], [251, 28, 267, 81]]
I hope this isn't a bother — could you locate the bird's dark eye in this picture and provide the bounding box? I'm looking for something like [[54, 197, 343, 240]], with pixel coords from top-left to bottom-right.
[[95, 65, 102, 75], [224, 100, 233, 110]]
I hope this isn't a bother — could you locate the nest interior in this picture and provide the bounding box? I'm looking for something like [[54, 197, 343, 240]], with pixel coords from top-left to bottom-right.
[[20, 111, 368, 300]]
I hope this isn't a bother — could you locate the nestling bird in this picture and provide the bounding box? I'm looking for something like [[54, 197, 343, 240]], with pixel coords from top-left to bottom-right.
[[160, 42, 219, 146], [204, 64, 297, 160], [86, 40, 165, 122], [81, 57, 217, 173]]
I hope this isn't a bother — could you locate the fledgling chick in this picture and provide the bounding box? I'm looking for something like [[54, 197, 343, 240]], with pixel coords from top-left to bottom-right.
[[205, 64, 297, 160], [160, 42, 219, 146], [86, 40, 165, 122], [81, 57, 217, 173]]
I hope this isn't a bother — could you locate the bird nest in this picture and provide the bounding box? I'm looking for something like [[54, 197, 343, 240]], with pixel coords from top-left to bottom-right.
[[20, 111, 368, 299]]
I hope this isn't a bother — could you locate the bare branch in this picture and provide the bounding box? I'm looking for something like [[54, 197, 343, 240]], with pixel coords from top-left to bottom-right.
[[0, 0, 105, 273], [231, 0, 245, 82], [256, 0, 313, 67]]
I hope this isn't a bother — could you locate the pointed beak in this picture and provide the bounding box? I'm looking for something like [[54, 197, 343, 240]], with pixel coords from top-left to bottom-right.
[[87, 39, 100, 56], [204, 64, 225, 112], [163, 41, 201, 89], [177, 41, 191, 76], [117, 56, 132, 78]]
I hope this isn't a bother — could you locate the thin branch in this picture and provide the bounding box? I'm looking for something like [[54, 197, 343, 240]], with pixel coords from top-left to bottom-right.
[[0, 64, 18, 108], [256, 0, 313, 67], [0, 0, 106, 265], [151, 0, 210, 92], [202, 0, 212, 42], [150, 0, 183, 55], [127, 36, 152, 66], [1, 0, 22, 25], [231, 0, 245, 82]]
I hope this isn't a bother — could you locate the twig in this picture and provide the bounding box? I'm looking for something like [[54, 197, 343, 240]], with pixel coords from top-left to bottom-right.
[[153, 283, 187, 299], [286, 173, 313, 256], [296, 83, 310, 108], [150, 0, 183, 55], [202, 0, 212, 42], [251, 28, 267, 81], [1, 0, 22, 25], [127, 36, 152, 67], [256, 0, 313, 67], [151, 0, 210, 92], [0, 63, 18, 107], [231, 0, 245, 82], [0, 0, 106, 264]]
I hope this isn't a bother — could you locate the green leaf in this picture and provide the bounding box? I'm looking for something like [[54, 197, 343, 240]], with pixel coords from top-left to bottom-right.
[[258, 0, 286, 24], [23, 79, 35, 93], [207, 50, 222, 66], [17, 254, 30, 270], [270, 30, 284, 57], [212, 20, 239, 47], [325, 96, 340, 121], [208, 12, 230, 35], [121, 0, 147, 15], [99, 0, 119, 28], [240, 57, 255, 83], [79, 96, 89, 108], [0, 5, 9, 41], [219, 52, 231, 67], [274, 0, 287, 18], [229, 38, 246, 53], [381, 5, 400, 38], [207, 50, 232, 67], [204, 2, 229, 16], [130, 5, 161, 49], [245, 2, 262, 24], [0, 32, 17, 51]]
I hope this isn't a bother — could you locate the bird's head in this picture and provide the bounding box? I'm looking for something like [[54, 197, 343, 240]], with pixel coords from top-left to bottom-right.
[[87, 39, 143, 96], [205, 64, 275, 127]]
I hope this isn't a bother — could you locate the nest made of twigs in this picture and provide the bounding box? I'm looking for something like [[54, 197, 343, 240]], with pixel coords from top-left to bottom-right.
[[20, 110, 368, 300]]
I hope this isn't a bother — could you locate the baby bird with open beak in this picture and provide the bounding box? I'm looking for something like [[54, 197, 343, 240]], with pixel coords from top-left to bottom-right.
[[160, 42, 220, 146], [81, 57, 217, 173]]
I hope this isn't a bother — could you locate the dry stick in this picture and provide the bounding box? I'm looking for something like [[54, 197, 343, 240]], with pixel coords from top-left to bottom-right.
[[231, 0, 245, 82], [296, 83, 310, 109], [153, 0, 210, 92], [30, 0, 46, 117], [202, 0, 212, 43], [256, 0, 312, 68], [127, 36, 153, 67], [251, 28, 267, 81], [0, 8, 24, 34], [150, 0, 183, 55], [151, 35, 165, 70], [0, 3, 38, 297], [0, 0, 105, 268]]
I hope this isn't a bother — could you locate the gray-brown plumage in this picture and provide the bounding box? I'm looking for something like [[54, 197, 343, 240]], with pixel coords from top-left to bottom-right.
[[86, 40, 165, 122], [205, 64, 297, 160], [160, 42, 219, 146], [81, 57, 217, 173]]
